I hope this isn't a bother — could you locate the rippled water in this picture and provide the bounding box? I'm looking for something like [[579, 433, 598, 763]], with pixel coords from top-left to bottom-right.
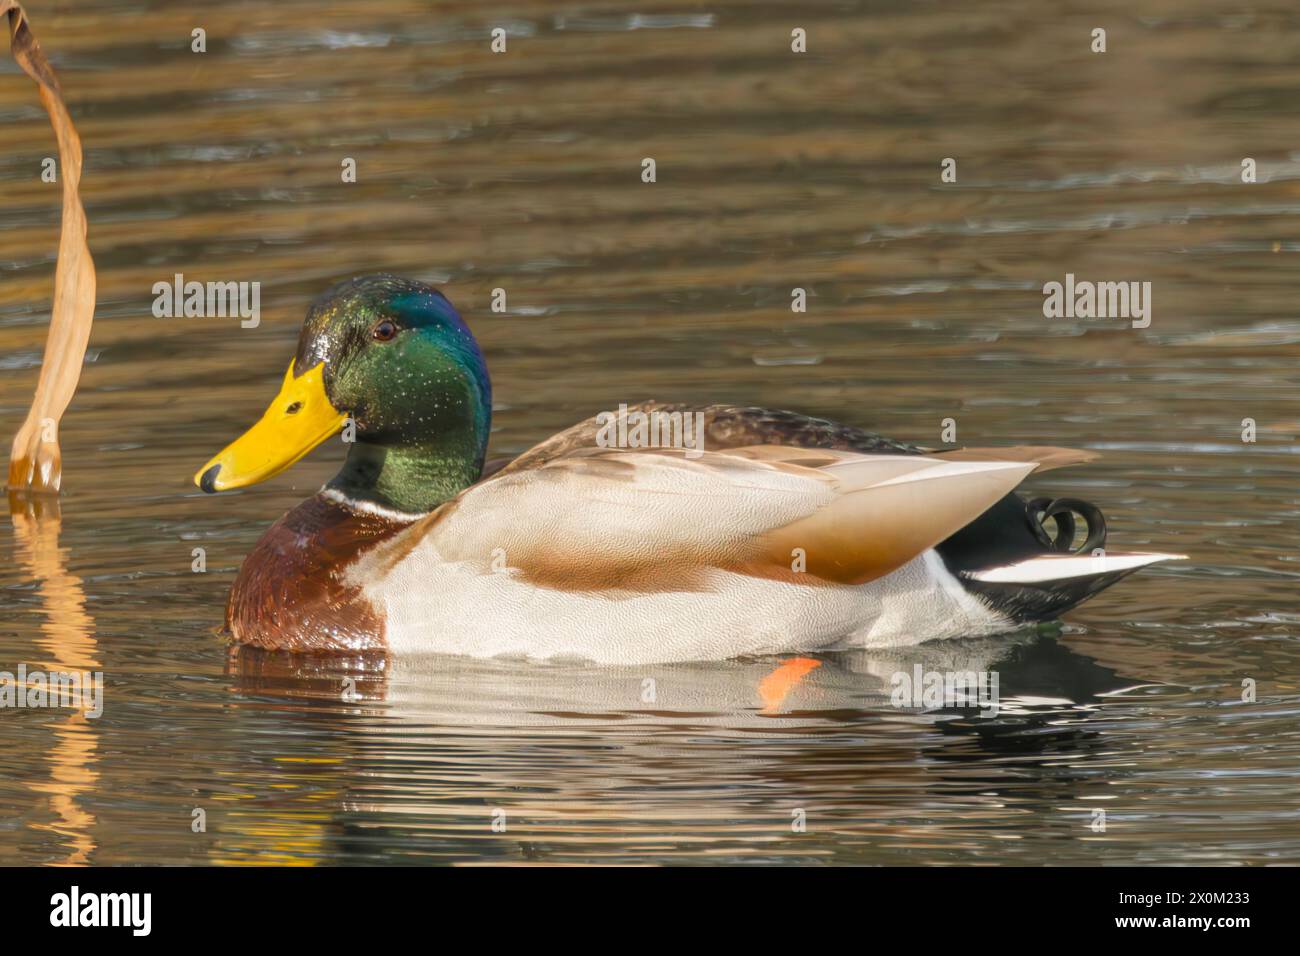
[[2, 0, 1299, 865]]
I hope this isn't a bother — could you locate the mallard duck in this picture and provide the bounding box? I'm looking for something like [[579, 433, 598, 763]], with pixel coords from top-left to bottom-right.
[[194, 275, 1182, 663]]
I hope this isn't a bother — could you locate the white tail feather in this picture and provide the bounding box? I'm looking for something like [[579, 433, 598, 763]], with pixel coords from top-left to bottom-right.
[[969, 551, 1186, 584]]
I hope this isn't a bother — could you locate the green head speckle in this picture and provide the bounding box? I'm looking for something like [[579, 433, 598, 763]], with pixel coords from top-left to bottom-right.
[[296, 274, 492, 514]]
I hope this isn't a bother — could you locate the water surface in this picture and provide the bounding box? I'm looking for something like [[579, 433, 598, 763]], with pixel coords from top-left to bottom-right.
[[2, 0, 1298, 865]]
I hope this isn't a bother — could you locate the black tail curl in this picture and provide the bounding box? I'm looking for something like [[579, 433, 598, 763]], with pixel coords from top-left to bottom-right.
[[937, 493, 1128, 624], [1025, 497, 1107, 555]]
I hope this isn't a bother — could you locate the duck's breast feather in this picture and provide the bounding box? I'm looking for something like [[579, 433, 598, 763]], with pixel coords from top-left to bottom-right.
[[228, 494, 412, 651]]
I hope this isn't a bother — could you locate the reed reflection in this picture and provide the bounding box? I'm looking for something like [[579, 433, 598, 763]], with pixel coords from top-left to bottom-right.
[[8, 491, 99, 866]]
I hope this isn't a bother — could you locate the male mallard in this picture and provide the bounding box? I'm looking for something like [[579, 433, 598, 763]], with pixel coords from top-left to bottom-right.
[[194, 275, 1182, 663]]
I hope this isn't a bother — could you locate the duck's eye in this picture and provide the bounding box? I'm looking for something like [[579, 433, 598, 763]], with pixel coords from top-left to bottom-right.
[[285, 401, 303, 415], [372, 320, 398, 341]]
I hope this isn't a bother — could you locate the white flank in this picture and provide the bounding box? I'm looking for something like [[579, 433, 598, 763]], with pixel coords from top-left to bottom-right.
[[361, 548, 1014, 664]]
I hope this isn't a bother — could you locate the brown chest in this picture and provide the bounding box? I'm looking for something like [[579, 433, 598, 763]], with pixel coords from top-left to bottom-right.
[[226, 495, 415, 652]]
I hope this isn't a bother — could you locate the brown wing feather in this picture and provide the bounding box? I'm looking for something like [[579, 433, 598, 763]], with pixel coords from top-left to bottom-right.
[[417, 447, 1034, 592], [489, 403, 921, 479]]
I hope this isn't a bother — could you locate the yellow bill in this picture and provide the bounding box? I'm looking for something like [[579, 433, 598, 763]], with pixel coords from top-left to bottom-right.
[[194, 361, 347, 493]]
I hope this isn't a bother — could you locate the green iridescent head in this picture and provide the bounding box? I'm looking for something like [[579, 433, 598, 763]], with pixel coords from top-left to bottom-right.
[[295, 275, 491, 455], [195, 274, 492, 514]]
